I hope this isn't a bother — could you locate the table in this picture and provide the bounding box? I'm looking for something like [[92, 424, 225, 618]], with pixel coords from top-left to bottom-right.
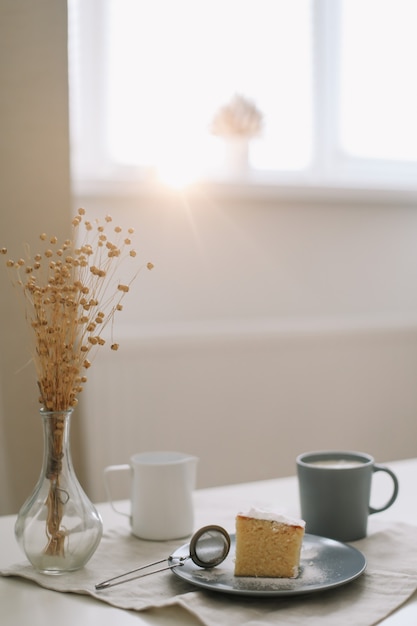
[[1, 457, 417, 625]]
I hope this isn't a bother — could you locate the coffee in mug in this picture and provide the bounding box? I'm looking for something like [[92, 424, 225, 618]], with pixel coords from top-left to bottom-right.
[[296, 450, 399, 542]]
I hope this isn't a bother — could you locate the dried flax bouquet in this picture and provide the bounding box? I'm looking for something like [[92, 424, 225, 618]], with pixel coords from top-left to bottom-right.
[[1, 208, 152, 558]]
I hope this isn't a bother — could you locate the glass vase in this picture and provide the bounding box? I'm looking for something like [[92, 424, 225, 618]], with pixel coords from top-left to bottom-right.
[[15, 408, 103, 574]]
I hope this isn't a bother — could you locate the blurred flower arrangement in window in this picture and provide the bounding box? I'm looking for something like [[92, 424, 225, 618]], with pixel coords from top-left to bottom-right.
[[210, 94, 263, 139]]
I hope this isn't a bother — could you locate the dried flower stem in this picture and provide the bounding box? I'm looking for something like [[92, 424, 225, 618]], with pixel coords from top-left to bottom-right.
[[44, 413, 66, 557]]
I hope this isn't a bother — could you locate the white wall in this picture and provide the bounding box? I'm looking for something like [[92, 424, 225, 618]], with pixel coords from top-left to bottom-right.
[[72, 191, 417, 501], [73, 191, 417, 328]]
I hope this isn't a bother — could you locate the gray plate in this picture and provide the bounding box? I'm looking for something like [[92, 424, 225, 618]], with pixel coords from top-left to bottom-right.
[[170, 533, 366, 596]]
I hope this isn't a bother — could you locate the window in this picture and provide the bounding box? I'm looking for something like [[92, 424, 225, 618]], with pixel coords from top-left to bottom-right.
[[339, 0, 417, 163], [69, 0, 417, 193]]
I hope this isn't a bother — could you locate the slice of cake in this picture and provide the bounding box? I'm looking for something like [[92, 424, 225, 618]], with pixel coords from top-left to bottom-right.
[[234, 507, 305, 578]]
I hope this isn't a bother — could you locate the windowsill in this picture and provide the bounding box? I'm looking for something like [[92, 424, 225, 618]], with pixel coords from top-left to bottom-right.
[[71, 169, 417, 206]]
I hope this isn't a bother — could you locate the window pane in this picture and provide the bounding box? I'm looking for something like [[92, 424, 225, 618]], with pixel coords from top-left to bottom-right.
[[339, 0, 417, 161], [106, 0, 313, 179]]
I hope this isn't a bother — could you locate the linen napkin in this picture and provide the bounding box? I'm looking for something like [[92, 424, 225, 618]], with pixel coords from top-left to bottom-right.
[[2, 519, 417, 626]]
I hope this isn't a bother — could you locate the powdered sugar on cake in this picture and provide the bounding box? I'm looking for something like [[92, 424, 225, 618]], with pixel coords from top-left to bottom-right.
[[238, 507, 305, 528]]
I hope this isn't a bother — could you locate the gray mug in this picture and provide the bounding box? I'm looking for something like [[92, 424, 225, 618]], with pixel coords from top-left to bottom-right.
[[296, 450, 399, 542]]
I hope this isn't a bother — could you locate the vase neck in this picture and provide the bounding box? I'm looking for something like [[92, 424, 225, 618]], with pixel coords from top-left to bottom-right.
[[40, 409, 74, 479]]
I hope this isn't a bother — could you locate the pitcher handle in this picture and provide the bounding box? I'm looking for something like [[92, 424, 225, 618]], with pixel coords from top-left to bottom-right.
[[103, 464, 131, 518]]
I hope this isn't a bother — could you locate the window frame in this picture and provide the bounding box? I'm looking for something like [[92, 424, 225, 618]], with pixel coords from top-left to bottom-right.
[[68, 0, 417, 201]]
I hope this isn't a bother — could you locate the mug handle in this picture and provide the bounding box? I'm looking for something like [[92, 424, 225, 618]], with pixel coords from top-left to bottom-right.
[[369, 464, 399, 514], [103, 464, 131, 518]]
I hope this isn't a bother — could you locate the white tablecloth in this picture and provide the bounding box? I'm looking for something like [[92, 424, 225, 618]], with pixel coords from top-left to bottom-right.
[[2, 518, 417, 626]]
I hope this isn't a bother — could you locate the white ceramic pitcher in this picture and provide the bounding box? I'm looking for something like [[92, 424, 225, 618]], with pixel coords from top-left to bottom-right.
[[104, 451, 198, 540]]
